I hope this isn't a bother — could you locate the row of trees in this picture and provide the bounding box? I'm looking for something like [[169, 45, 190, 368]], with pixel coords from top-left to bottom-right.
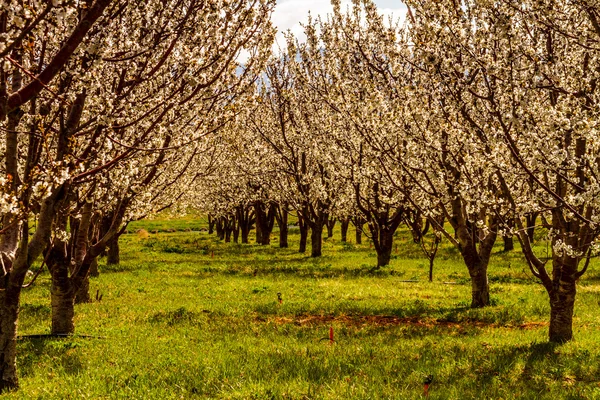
[[193, 0, 600, 345], [0, 0, 275, 391]]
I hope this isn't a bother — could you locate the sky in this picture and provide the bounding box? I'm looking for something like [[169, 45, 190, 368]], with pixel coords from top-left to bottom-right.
[[271, 0, 407, 50]]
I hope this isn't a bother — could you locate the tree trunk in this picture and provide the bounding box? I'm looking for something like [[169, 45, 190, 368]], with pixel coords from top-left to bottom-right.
[[216, 218, 224, 240], [106, 235, 120, 265], [429, 257, 434, 282], [275, 207, 288, 248], [503, 235, 514, 252], [50, 262, 75, 335], [468, 263, 490, 308], [353, 217, 364, 244], [208, 215, 215, 235], [75, 274, 91, 304], [298, 214, 308, 253], [549, 290, 575, 343], [310, 223, 324, 257], [340, 218, 349, 243], [89, 256, 99, 277], [526, 213, 538, 244], [233, 219, 240, 243], [241, 223, 250, 244], [255, 202, 276, 245], [326, 218, 336, 238], [374, 229, 394, 268], [0, 284, 21, 391]]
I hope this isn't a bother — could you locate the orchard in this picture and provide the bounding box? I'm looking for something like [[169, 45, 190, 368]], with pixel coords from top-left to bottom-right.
[[1, 0, 600, 398]]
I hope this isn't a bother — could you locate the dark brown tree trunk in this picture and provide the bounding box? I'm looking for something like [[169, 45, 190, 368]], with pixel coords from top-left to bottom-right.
[[89, 256, 99, 277], [241, 224, 250, 244], [353, 217, 364, 244], [255, 202, 276, 245], [216, 218, 224, 240], [298, 214, 308, 253], [50, 258, 75, 335], [326, 217, 336, 238], [549, 290, 575, 343], [467, 261, 490, 308], [0, 281, 21, 391], [340, 218, 349, 242], [106, 235, 120, 265], [224, 225, 232, 243], [526, 213, 538, 244], [310, 223, 324, 257], [208, 214, 215, 235], [547, 255, 578, 343], [275, 205, 289, 248], [429, 257, 434, 282], [75, 273, 91, 304], [374, 229, 394, 268], [503, 235, 514, 252], [233, 218, 240, 243]]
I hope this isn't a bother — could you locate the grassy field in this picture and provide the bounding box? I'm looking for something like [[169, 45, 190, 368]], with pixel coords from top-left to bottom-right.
[[8, 216, 600, 399]]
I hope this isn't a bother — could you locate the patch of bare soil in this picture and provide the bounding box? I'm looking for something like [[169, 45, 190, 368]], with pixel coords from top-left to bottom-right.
[[260, 315, 547, 330]]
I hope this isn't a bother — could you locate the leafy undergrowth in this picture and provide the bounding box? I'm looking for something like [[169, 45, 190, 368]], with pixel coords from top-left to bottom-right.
[[10, 219, 600, 399]]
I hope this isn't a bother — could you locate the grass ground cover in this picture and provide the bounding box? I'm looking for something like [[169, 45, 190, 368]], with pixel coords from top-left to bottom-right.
[[7, 217, 600, 399]]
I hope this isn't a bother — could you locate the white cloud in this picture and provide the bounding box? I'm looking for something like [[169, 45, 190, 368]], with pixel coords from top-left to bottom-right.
[[271, 0, 406, 51], [239, 1, 406, 63]]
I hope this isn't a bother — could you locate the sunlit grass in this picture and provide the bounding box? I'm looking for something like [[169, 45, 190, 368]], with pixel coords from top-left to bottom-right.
[[9, 218, 600, 399]]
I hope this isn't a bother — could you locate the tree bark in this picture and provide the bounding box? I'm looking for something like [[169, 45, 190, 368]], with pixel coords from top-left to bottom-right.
[[0, 282, 21, 391], [255, 202, 276, 245], [549, 281, 576, 343], [340, 218, 349, 242], [467, 261, 490, 308], [310, 223, 324, 257], [298, 214, 308, 253], [275, 205, 289, 248], [216, 218, 224, 240], [326, 217, 336, 238], [374, 229, 394, 268], [89, 256, 99, 277], [49, 255, 75, 335], [353, 217, 364, 244], [208, 214, 215, 235], [75, 273, 92, 304], [503, 235, 514, 252], [106, 235, 120, 265]]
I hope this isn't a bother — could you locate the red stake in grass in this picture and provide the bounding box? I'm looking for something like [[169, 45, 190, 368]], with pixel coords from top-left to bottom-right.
[[277, 292, 282, 305], [329, 327, 334, 344], [423, 375, 433, 397], [211, 250, 214, 258]]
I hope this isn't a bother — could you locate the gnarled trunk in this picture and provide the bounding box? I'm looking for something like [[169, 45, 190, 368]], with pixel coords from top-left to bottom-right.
[[549, 282, 576, 343]]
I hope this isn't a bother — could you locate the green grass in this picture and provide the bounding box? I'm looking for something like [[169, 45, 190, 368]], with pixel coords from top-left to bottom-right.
[[8, 218, 600, 399]]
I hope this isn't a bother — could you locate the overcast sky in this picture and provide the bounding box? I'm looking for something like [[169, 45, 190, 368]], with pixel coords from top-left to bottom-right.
[[271, 0, 407, 49]]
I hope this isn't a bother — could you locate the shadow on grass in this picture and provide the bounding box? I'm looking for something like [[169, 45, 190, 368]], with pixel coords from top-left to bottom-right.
[[18, 338, 84, 377]]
